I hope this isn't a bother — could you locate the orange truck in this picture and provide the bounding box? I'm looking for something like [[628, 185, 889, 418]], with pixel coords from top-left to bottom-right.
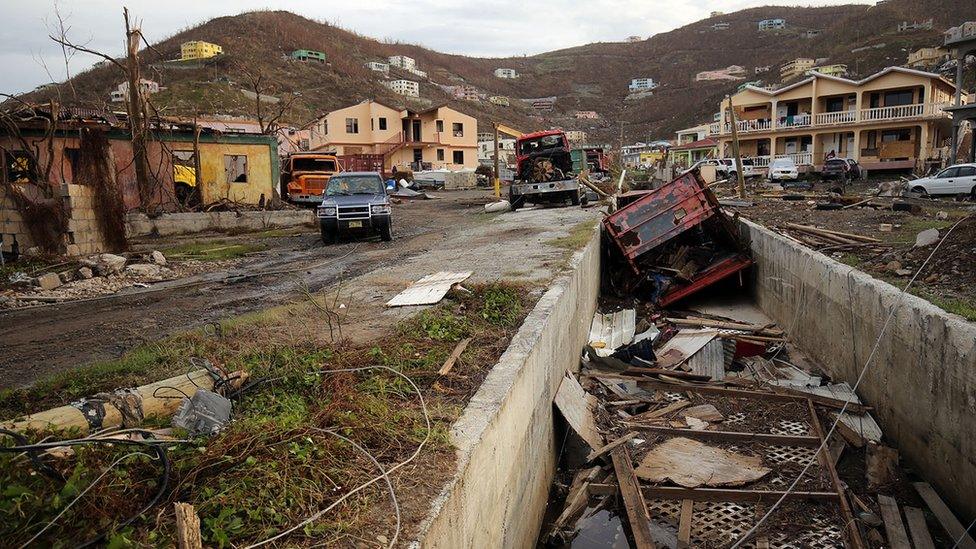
[[282, 152, 340, 206]]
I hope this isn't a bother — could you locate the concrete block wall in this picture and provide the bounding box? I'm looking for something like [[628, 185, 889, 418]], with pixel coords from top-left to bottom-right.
[[126, 210, 315, 238], [0, 187, 33, 254], [414, 230, 600, 548], [0, 184, 105, 255], [740, 218, 976, 523]]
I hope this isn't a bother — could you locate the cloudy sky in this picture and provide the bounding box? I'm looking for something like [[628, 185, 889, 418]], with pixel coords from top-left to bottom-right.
[[1, 0, 873, 94]]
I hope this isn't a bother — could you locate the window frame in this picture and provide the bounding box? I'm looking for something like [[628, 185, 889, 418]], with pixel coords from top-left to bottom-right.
[[224, 154, 249, 184], [452, 150, 464, 164], [378, 117, 387, 131], [345, 117, 359, 134], [452, 122, 463, 137], [436, 120, 444, 133]]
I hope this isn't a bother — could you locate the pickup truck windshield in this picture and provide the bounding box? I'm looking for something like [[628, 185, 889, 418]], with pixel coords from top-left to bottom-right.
[[326, 176, 383, 196], [292, 158, 337, 172]]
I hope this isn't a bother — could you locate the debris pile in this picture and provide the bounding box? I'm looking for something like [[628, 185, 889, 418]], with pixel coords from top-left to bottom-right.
[[541, 302, 964, 548]]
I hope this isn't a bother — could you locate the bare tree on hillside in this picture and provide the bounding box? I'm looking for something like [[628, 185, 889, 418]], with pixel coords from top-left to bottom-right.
[[236, 63, 302, 134]]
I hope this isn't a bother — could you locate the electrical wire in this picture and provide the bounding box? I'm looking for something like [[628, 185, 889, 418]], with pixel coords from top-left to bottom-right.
[[243, 365, 430, 549], [731, 214, 971, 548], [952, 516, 976, 549]]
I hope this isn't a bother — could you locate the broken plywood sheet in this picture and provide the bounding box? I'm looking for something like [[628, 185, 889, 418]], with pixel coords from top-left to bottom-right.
[[656, 329, 720, 369], [685, 338, 726, 379], [636, 437, 770, 488], [554, 373, 603, 450], [789, 382, 882, 444], [587, 309, 636, 357], [386, 271, 473, 307]]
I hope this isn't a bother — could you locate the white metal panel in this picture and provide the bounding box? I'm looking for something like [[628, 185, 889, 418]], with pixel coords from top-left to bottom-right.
[[385, 271, 473, 307], [587, 309, 636, 357]]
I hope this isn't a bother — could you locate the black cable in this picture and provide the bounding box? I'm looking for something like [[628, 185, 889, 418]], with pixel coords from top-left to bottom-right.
[[0, 430, 172, 548], [0, 428, 64, 481]]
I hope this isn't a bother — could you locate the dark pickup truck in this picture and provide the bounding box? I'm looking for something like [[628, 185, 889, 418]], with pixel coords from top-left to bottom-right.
[[316, 172, 393, 244]]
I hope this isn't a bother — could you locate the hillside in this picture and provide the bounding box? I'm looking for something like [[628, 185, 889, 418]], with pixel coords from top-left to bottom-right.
[[17, 0, 976, 144]]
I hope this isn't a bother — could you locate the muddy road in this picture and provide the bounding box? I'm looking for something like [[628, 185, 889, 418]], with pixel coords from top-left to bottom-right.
[[0, 192, 490, 388]]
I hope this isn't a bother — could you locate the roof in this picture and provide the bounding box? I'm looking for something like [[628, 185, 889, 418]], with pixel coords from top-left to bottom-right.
[[738, 66, 955, 97], [671, 138, 718, 151]]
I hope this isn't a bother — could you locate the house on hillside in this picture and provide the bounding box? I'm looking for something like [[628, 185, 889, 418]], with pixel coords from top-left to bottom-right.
[[907, 47, 949, 69], [180, 41, 223, 60], [290, 50, 325, 62], [564, 130, 587, 144], [780, 58, 816, 81], [629, 78, 658, 92], [710, 66, 959, 173], [365, 61, 390, 75], [675, 123, 711, 144], [386, 79, 419, 97], [575, 111, 599, 119], [669, 138, 718, 167], [478, 137, 516, 166], [109, 79, 160, 102], [711, 23, 730, 31], [388, 55, 416, 70], [523, 97, 556, 111], [449, 85, 480, 101], [488, 96, 510, 106], [758, 19, 785, 31], [626, 36, 642, 43], [804, 30, 822, 39], [897, 19, 933, 32], [695, 66, 746, 82], [494, 68, 518, 79], [309, 100, 478, 171], [812, 64, 848, 78]]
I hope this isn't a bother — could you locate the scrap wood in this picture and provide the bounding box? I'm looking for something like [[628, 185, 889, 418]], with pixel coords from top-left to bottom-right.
[[828, 437, 846, 467], [385, 271, 473, 307], [785, 222, 881, 244], [438, 337, 472, 375], [611, 446, 658, 549], [665, 316, 783, 337], [635, 437, 771, 488], [682, 404, 724, 422], [841, 198, 873, 210], [913, 482, 976, 549], [866, 442, 899, 489], [784, 383, 882, 445], [549, 466, 602, 537], [554, 372, 604, 450], [622, 367, 712, 382], [878, 495, 912, 549], [628, 400, 690, 422], [677, 499, 694, 548], [174, 502, 203, 549], [586, 431, 639, 463], [768, 384, 871, 414], [903, 506, 936, 549]]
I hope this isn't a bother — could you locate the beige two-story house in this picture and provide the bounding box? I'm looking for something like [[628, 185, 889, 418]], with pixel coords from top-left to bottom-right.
[[711, 66, 959, 172], [310, 100, 478, 171]]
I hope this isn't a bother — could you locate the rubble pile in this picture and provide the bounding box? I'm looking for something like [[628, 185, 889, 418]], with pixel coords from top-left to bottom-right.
[[0, 251, 234, 308]]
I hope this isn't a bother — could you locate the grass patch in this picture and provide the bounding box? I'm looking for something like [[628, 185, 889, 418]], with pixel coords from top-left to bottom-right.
[[546, 219, 597, 250], [885, 217, 954, 245], [838, 253, 863, 268], [159, 240, 267, 261], [0, 282, 533, 547]]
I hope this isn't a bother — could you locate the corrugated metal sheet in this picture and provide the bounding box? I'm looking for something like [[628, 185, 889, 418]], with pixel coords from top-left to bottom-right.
[[656, 328, 720, 369], [385, 271, 473, 307], [587, 309, 636, 357], [685, 338, 726, 380]]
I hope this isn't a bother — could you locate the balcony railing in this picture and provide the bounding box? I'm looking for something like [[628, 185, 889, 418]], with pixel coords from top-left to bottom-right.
[[749, 152, 814, 167], [708, 102, 949, 136]]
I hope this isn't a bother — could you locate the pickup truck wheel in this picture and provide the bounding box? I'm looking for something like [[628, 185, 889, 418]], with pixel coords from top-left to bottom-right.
[[510, 196, 524, 211], [571, 191, 581, 206], [380, 219, 393, 241], [320, 224, 337, 245]]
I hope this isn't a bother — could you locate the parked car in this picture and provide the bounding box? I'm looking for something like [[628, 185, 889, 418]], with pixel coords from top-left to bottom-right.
[[768, 157, 799, 181], [907, 164, 976, 197], [696, 158, 759, 179], [821, 158, 862, 182], [316, 172, 393, 243]]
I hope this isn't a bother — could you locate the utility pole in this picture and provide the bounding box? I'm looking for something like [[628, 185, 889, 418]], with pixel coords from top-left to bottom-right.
[[726, 95, 746, 199], [493, 123, 501, 198], [124, 8, 152, 209]]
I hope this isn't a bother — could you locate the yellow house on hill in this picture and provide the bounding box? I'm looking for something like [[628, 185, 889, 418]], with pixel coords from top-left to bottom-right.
[[310, 100, 478, 171], [710, 66, 960, 172], [181, 41, 223, 61]]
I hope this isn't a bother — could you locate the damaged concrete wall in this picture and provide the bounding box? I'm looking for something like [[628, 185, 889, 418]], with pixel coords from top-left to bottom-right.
[[414, 230, 600, 548], [1, 183, 107, 255], [740, 218, 976, 523], [125, 210, 314, 237]]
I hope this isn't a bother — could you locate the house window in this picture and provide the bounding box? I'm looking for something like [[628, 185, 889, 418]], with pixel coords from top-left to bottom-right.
[[436, 149, 444, 161], [224, 155, 248, 183], [883, 90, 915, 107], [436, 120, 444, 133], [881, 129, 912, 142], [379, 117, 387, 130], [63, 148, 81, 183], [452, 150, 464, 164], [322, 120, 328, 135], [345, 117, 359, 134], [370, 118, 374, 131], [452, 122, 463, 137], [4, 150, 34, 183], [825, 97, 845, 112]]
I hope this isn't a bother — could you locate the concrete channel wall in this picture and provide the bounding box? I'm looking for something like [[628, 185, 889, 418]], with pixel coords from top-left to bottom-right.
[[413, 231, 601, 548], [740, 218, 976, 523], [126, 210, 315, 237]]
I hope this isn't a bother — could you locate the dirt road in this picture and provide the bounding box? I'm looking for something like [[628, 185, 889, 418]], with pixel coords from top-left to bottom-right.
[[0, 191, 598, 388]]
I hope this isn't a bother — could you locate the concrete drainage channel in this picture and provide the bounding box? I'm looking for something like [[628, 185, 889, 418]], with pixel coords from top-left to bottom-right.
[[411, 217, 976, 547]]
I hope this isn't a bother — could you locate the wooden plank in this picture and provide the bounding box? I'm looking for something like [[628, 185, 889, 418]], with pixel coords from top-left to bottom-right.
[[588, 484, 840, 502], [625, 425, 821, 447], [878, 495, 911, 549], [550, 466, 601, 534], [634, 378, 810, 404], [611, 446, 657, 549], [635, 437, 770, 488], [769, 384, 872, 414], [554, 373, 603, 450], [386, 271, 473, 306], [621, 367, 712, 381], [586, 431, 638, 463], [677, 499, 693, 548], [904, 506, 936, 549], [629, 400, 690, 422], [913, 482, 976, 549], [665, 316, 783, 336], [437, 337, 471, 375], [174, 502, 203, 549]]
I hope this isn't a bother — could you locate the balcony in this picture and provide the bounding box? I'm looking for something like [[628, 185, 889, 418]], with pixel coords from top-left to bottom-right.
[[750, 152, 814, 167], [708, 102, 950, 136]]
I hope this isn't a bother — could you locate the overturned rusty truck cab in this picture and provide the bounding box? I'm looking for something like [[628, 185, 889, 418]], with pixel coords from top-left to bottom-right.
[[602, 169, 752, 305]]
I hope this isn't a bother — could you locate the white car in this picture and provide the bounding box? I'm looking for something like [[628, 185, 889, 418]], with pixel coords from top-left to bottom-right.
[[768, 157, 799, 181], [697, 158, 759, 179], [909, 164, 976, 197]]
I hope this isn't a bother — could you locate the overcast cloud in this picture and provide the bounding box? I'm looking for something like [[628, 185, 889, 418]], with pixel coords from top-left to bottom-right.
[[0, 0, 872, 94]]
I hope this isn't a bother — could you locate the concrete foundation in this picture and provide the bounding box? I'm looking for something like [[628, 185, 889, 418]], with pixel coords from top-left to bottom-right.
[[125, 210, 314, 238], [413, 230, 600, 548], [740, 218, 976, 523]]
